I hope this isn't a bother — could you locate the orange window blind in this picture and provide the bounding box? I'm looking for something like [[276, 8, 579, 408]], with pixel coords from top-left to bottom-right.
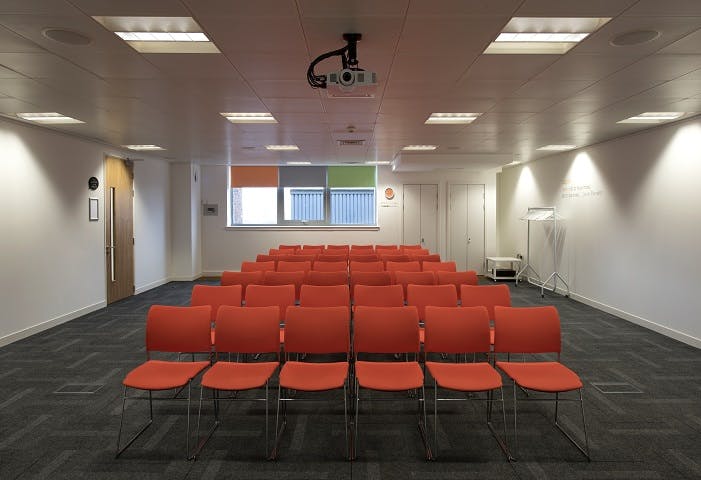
[[230, 166, 279, 187]]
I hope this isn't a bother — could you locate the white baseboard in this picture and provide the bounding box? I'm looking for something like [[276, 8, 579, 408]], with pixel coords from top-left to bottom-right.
[[521, 275, 701, 349], [135, 277, 170, 295], [169, 274, 202, 282], [0, 301, 106, 348]]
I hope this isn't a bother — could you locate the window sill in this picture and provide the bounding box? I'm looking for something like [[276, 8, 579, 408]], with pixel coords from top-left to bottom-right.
[[225, 225, 380, 231]]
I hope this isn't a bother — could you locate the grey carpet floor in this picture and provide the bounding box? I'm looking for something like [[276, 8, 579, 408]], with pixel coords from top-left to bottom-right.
[[1, 280, 700, 479]]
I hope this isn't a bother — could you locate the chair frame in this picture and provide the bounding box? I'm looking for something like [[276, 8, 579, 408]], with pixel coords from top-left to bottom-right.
[[116, 305, 211, 460]]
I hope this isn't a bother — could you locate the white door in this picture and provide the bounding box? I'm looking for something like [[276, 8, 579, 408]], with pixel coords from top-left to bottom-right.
[[403, 184, 438, 252], [449, 184, 485, 273]]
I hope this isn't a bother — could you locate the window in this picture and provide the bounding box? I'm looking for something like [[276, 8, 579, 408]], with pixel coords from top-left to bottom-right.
[[229, 166, 376, 226]]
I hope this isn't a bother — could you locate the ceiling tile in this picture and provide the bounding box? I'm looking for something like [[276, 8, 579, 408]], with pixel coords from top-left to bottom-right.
[[68, 0, 190, 16], [515, 0, 637, 17], [624, 0, 701, 16], [298, 0, 409, 18], [463, 55, 559, 81]]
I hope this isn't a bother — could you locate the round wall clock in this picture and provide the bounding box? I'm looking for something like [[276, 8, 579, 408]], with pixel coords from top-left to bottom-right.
[[384, 187, 395, 200], [88, 176, 99, 190]]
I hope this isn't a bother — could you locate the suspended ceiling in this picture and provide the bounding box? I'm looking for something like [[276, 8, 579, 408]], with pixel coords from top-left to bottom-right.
[[0, 0, 700, 171]]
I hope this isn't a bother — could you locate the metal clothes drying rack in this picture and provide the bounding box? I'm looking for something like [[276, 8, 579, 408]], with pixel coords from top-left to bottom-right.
[[515, 206, 569, 298]]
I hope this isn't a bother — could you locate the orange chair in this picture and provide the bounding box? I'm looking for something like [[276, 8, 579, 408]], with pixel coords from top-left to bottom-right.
[[299, 284, 350, 309], [299, 248, 323, 255], [406, 284, 458, 322], [352, 306, 431, 460], [316, 253, 348, 263], [277, 260, 312, 274], [394, 271, 436, 298], [424, 306, 510, 459], [350, 271, 392, 300], [350, 244, 374, 251], [272, 306, 351, 459], [312, 261, 347, 272], [375, 244, 399, 251], [353, 284, 404, 308], [349, 253, 380, 262], [305, 270, 348, 286], [437, 271, 478, 300], [192, 306, 280, 459], [386, 261, 421, 281], [263, 271, 306, 301], [326, 244, 350, 252], [241, 261, 275, 273], [116, 305, 211, 458], [220, 271, 264, 301], [380, 254, 411, 266], [461, 284, 511, 345], [416, 254, 441, 265], [350, 260, 384, 272], [302, 244, 324, 250], [190, 284, 243, 344], [422, 261, 456, 273], [278, 254, 316, 264], [245, 284, 296, 344], [406, 248, 429, 259], [400, 244, 423, 250], [279, 244, 301, 251], [256, 254, 278, 265], [270, 248, 294, 255], [494, 306, 590, 460]]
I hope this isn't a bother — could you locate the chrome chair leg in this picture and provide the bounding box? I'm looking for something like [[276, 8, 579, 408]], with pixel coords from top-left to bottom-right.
[[115, 387, 153, 458]]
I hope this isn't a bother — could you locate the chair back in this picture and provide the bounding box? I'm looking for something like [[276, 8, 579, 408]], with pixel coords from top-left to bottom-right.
[[270, 247, 295, 255], [394, 271, 436, 297], [284, 306, 350, 354], [350, 261, 384, 272], [493, 306, 561, 354], [380, 254, 411, 266], [277, 260, 312, 273], [416, 254, 441, 264], [350, 272, 392, 299], [245, 284, 296, 322], [406, 248, 430, 258], [350, 245, 374, 251], [437, 271, 478, 299], [190, 284, 242, 321], [460, 284, 511, 319], [326, 244, 350, 252], [279, 244, 301, 251], [386, 261, 421, 274], [256, 254, 278, 265], [263, 271, 306, 300], [349, 253, 380, 263], [305, 271, 348, 286], [312, 261, 347, 272], [241, 261, 275, 273], [424, 306, 490, 354], [353, 284, 404, 307], [220, 271, 264, 300], [375, 244, 399, 251], [406, 284, 457, 321], [316, 253, 348, 262], [281, 254, 316, 263], [422, 261, 456, 273], [354, 306, 420, 354], [302, 244, 325, 250], [299, 247, 323, 255], [299, 284, 350, 308], [215, 305, 280, 354], [400, 244, 423, 250], [146, 305, 211, 353]]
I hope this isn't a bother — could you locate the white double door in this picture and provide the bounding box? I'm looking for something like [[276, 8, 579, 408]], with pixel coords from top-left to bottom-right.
[[449, 184, 485, 273], [402, 184, 438, 252]]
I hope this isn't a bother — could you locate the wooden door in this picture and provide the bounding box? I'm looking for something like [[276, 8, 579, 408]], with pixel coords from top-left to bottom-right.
[[105, 156, 134, 303]]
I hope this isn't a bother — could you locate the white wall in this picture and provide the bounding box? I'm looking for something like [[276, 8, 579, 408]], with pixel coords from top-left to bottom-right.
[[0, 118, 171, 346], [169, 163, 202, 280], [498, 117, 701, 348], [200, 165, 497, 274]]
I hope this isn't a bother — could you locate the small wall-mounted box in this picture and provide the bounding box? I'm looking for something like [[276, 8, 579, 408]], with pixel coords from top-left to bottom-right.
[[203, 204, 218, 216]]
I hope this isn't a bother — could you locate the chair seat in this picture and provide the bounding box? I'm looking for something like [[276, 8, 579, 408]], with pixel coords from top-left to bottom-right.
[[355, 361, 424, 391], [426, 362, 502, 392], [201, 361, 278, 391], [496, 361, 583, 392], [279, 361, 348, 391], [123, 360, 210, 390]]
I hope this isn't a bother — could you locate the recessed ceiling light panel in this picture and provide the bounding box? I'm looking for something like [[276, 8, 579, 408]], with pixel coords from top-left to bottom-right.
[[266, 145, 299, 151], [617, 112, 684, 124], [286, 161, 310, 165], [484, 17, 611, 54], [16, 112, 84, 124], [425, 113, 481, 124], [123, 144, 165, 151], [221, 112, 277, 124], [402, 145, 438, 151], [537, 144, 577, 151]]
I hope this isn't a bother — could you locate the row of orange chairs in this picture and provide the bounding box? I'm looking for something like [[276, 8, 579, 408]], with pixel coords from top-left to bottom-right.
[[258, 252, 441, 264], [222, 269, 479, 301], [247, 259, 453, 273], [117, 303, 589, 462]]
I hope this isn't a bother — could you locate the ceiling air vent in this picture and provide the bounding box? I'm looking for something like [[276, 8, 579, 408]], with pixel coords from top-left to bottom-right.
[[337, 139, 365, 147]]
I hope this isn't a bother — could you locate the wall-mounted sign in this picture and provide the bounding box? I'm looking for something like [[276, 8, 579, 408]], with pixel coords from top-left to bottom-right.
[[88, 176, 99, 190], [384, 187, 395, 200]]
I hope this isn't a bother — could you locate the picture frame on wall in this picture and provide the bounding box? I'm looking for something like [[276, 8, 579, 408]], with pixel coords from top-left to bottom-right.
[[89, 197, 99, 221]]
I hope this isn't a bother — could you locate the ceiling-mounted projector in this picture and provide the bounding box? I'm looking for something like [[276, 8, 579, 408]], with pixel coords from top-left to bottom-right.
[[307, 33, 377, 96]]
